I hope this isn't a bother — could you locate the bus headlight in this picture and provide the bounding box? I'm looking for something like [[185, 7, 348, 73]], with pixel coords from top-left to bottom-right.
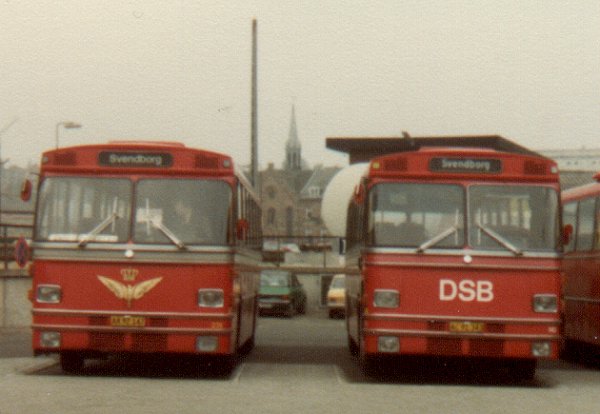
[[196, 336, 218, 352], [378, 336, 400, 353], [531, 341, 551, 357], [36, 285, 62, 303], [198, 289, 224, 308], [40, 331, 61, 348], [532, 294, 557, 313], [373, 290, 399, 308]]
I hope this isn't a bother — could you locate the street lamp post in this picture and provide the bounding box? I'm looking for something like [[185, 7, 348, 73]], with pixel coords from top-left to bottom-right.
[[55, 121, 82, 149]]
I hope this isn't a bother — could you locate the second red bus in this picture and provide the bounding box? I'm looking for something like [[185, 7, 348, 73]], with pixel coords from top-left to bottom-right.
[[339, 138, 563, 379]]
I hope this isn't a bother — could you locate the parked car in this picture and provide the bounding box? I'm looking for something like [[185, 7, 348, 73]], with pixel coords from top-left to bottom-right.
[[327, 274, 346, 318], [259, 270, 307, 317]]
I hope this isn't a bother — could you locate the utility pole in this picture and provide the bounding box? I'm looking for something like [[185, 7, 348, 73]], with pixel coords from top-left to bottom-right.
[[0, 118, 19, 221], [250, 18, 258, 189]]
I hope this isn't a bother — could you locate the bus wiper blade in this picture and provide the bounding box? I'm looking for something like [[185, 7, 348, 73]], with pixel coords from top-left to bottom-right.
[[476, 222, 522, 256], [151, 219, 186, 250], [416, 226, 458, 253], [78, 212, 120, 247]]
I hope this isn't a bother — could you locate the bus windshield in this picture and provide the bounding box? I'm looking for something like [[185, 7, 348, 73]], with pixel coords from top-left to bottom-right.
[[36, 177, 132, 243], [469, 185, 559, 252], [368, 183, 559, 253], [35, 177, 232, 246], [133, 179, 231, 246], [369, 183, 465, 248]]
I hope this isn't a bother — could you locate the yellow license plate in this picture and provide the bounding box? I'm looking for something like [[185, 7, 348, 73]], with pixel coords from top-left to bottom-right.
[[449, 321, 484, 333], [110, 315, 146, 327]]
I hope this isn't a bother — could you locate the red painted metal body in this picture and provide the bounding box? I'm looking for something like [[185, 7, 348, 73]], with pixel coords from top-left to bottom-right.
[[343, 144, 562, 375], [561, 172, 600, 351], [30, 142, 261, 368]]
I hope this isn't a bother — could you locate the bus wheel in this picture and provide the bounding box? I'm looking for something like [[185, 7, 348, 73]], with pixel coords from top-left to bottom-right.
[[204, 355, 237, 376], [60, 352, 84, 373], [220, 355, 239, 375], [239, 335, 255, 356], [347, 334, 359, 356], [359, 353, 378, 377], [508, 359, 536, 381]]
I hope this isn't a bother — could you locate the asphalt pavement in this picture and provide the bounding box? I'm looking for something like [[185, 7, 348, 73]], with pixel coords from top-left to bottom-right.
[[0, 327, 32, 358]]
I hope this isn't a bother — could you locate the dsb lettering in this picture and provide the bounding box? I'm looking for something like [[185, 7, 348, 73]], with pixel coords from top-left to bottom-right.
[[439, 279, 494, 302]]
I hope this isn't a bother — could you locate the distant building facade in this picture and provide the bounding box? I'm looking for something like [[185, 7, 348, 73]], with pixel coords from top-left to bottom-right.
[[540, 148, 600, 190], [260, 106, 341, 237], [540, 148, 600, 172]]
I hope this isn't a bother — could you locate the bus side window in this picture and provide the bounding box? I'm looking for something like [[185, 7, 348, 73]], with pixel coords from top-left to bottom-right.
[[563, 202, 578, 253], [575, 198, 595, 252], [595, 197, 600, 251]]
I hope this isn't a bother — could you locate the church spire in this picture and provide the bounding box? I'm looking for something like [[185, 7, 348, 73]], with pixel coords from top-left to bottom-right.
[[285, 104, 302, 170]]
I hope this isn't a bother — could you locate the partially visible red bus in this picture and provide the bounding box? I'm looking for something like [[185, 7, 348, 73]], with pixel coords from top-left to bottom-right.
[[561, 172, 600, 355], [333, 137, 563, 379], [28, 141, 262, 372]]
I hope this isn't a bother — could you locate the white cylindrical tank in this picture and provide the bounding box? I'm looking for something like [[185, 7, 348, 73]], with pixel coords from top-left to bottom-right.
[[321, 163, 368, 237]]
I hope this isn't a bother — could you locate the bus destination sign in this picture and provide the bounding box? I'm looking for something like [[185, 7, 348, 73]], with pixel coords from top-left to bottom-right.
[[98, 152, 173, 168], [429, 157, 502, 174]]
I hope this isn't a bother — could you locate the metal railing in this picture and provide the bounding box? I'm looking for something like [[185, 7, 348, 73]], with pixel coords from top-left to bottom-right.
[[262, 235, 344, 269]]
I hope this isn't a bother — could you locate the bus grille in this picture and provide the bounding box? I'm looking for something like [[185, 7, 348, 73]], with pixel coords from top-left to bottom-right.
[[132, 334, 168, 352], [427, 338, 462, 355], [89, 332, 125, 351], [426, 322, 505, 356]]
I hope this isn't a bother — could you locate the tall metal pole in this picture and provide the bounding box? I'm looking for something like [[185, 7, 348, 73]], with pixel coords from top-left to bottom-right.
[[0, 118, 19, 224], [250, 19, 258, 188]]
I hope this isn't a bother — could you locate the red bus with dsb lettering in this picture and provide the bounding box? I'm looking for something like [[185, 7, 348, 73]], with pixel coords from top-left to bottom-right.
[[329, 136, 563, 380]]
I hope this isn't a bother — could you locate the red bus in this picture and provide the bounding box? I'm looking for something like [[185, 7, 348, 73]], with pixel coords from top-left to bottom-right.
[[329, 136, 563, 379], [27, 141, 262, 372], [561, 172, 600, 356]]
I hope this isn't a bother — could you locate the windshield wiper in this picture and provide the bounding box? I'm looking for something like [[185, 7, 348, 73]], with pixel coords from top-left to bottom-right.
[[151, 219, 186, 250], [416, 226, 458, 253], [78, 212, 120, 247], [476, 222, 522, 256]]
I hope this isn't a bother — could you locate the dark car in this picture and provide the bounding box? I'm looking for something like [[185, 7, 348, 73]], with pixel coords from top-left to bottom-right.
[[259, 270, 307, 317]]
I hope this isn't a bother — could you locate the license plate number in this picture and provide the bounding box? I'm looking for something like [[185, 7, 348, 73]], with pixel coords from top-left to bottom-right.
[[110, 315, 146, 327], [449, 321, 484, 333]]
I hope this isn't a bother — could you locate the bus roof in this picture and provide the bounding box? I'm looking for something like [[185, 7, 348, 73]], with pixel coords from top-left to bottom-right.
[[106, 140, 187, 148], [326, 135, 544, 164], [40, 141, 234, 176], [49, 140, 214, 153]]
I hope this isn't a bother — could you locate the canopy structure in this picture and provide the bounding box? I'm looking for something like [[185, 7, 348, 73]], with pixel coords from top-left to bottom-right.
[[326, 135, 544, 164]]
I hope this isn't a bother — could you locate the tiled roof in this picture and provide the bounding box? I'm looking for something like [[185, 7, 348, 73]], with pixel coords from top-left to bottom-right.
[[300, 166, 342, 199]]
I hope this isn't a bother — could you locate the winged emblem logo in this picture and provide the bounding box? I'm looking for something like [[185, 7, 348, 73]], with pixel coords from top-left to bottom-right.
[[97, 275, 163, 308]]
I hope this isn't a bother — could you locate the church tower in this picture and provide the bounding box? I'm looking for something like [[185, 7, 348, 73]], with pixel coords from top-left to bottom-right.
[[284, 105, 302, 170]]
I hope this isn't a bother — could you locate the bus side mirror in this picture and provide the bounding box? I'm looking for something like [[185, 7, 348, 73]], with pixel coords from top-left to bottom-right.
[[562, 224, 573, 246], [353, 184, 365, 204], [21, 179, 32, 202], [236, 219, 248, 240]]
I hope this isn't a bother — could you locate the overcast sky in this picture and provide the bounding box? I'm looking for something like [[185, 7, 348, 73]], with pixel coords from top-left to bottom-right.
[[1, 1, 599, 169]]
